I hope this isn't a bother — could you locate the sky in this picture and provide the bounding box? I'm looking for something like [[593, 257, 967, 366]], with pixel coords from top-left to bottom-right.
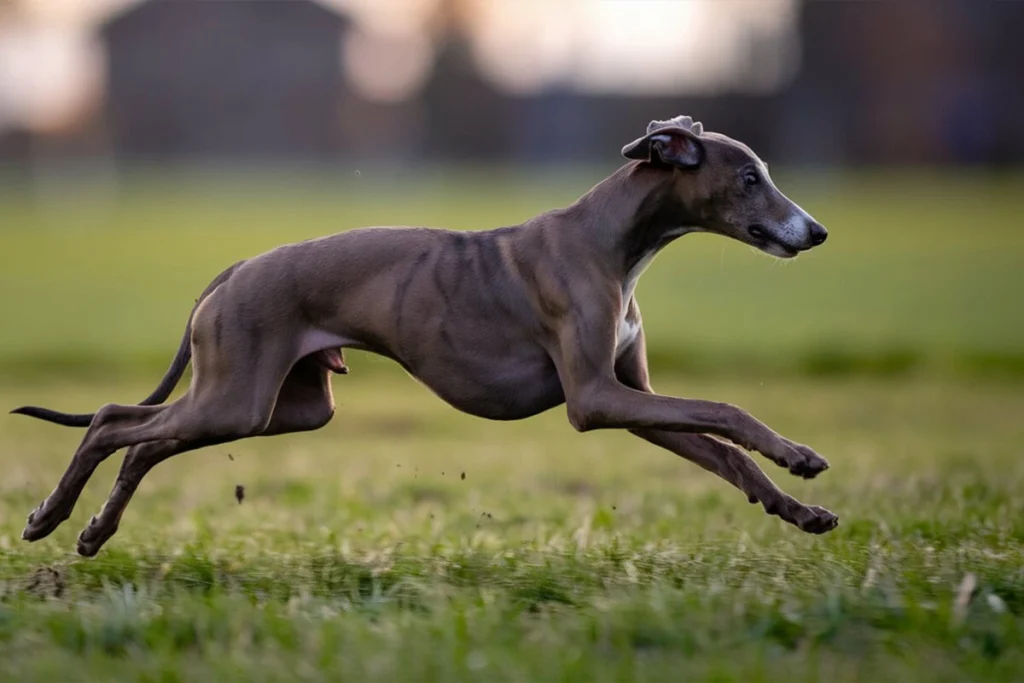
[[0, 0, 799, 132]]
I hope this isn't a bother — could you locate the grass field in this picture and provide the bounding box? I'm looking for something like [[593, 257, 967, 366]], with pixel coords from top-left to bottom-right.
[[1, 167, 1022, 377], [1, 167, 1023, 681]]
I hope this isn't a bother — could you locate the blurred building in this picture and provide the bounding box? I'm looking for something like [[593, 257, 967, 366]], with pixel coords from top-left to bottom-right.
[[101, 0, 350, 162], [461, 0, 1024, 167], [1, 0, 1023, 169], [778, 0, 1023, 166]]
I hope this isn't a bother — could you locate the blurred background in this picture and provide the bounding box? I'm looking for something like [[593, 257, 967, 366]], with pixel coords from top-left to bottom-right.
[[3, 0, 1023, 168], [0, 0, 1021, 381]]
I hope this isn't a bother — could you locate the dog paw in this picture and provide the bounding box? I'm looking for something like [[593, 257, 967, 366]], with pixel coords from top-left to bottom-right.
[[21, 500, 70, 542], [772, 439, 830, 479], [792, 505, 839, 534], [762, 497, 838, 535], [76, 517, 117, 557]]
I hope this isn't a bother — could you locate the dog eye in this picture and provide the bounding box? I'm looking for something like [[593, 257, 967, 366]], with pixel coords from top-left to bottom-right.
[[743, 171, 760, 187]]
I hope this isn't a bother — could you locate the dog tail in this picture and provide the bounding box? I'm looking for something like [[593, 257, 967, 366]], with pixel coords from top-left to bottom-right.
[[10, 261, 245, 428]]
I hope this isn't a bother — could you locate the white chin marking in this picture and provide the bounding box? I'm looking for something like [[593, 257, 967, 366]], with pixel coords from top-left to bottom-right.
[[753, 238, 800, 259], [764, 244, 798, 259]]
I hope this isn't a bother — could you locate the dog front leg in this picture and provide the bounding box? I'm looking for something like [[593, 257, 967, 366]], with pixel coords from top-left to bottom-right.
[[631, 429, 837, 533], [550, 310, 829, 477], [608, 327, 836, 533], [563, 377, 827, 477]]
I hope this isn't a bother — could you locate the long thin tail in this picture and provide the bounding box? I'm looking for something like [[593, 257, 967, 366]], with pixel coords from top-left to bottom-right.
[[10, 261, 245, 428]]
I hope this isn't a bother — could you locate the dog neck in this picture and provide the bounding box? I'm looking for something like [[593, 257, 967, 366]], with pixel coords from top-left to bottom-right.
[[558, 162, 700, 285]]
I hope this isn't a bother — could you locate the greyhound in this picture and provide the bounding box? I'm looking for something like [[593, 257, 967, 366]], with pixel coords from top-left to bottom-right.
[[12, 115, 837, 557]]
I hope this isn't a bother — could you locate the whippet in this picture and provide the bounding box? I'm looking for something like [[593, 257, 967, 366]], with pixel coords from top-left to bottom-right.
[[13, 115, 837, 557]]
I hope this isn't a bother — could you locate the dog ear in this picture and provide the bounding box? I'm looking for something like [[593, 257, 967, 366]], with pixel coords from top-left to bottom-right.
[[621, 129, 704, 169], [621, 127, 704, 169]]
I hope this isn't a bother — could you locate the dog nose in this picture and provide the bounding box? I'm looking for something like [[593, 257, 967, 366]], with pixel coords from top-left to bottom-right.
[[808, 221, 828, 247]]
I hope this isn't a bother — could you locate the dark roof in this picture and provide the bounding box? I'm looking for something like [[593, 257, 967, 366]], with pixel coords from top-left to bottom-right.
[[100, 0, 348, 35]]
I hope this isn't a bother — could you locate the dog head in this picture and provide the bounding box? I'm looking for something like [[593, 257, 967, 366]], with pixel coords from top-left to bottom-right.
[[622, 116, 827, 258]]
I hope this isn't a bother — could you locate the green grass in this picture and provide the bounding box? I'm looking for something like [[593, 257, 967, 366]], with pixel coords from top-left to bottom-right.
[[1, 168, 1024, 680], [2, 372, 1024, 681], [0, 167, 1022, 378]]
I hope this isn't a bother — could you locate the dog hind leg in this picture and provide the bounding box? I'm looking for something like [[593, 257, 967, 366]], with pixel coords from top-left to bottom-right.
[[75, 356, 337, 556], [22, 299, 304, 543]]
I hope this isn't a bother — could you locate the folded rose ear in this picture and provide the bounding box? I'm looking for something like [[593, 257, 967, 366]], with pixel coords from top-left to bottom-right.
[[622, 116, 705, 169], [621, 128, 704, 169]]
